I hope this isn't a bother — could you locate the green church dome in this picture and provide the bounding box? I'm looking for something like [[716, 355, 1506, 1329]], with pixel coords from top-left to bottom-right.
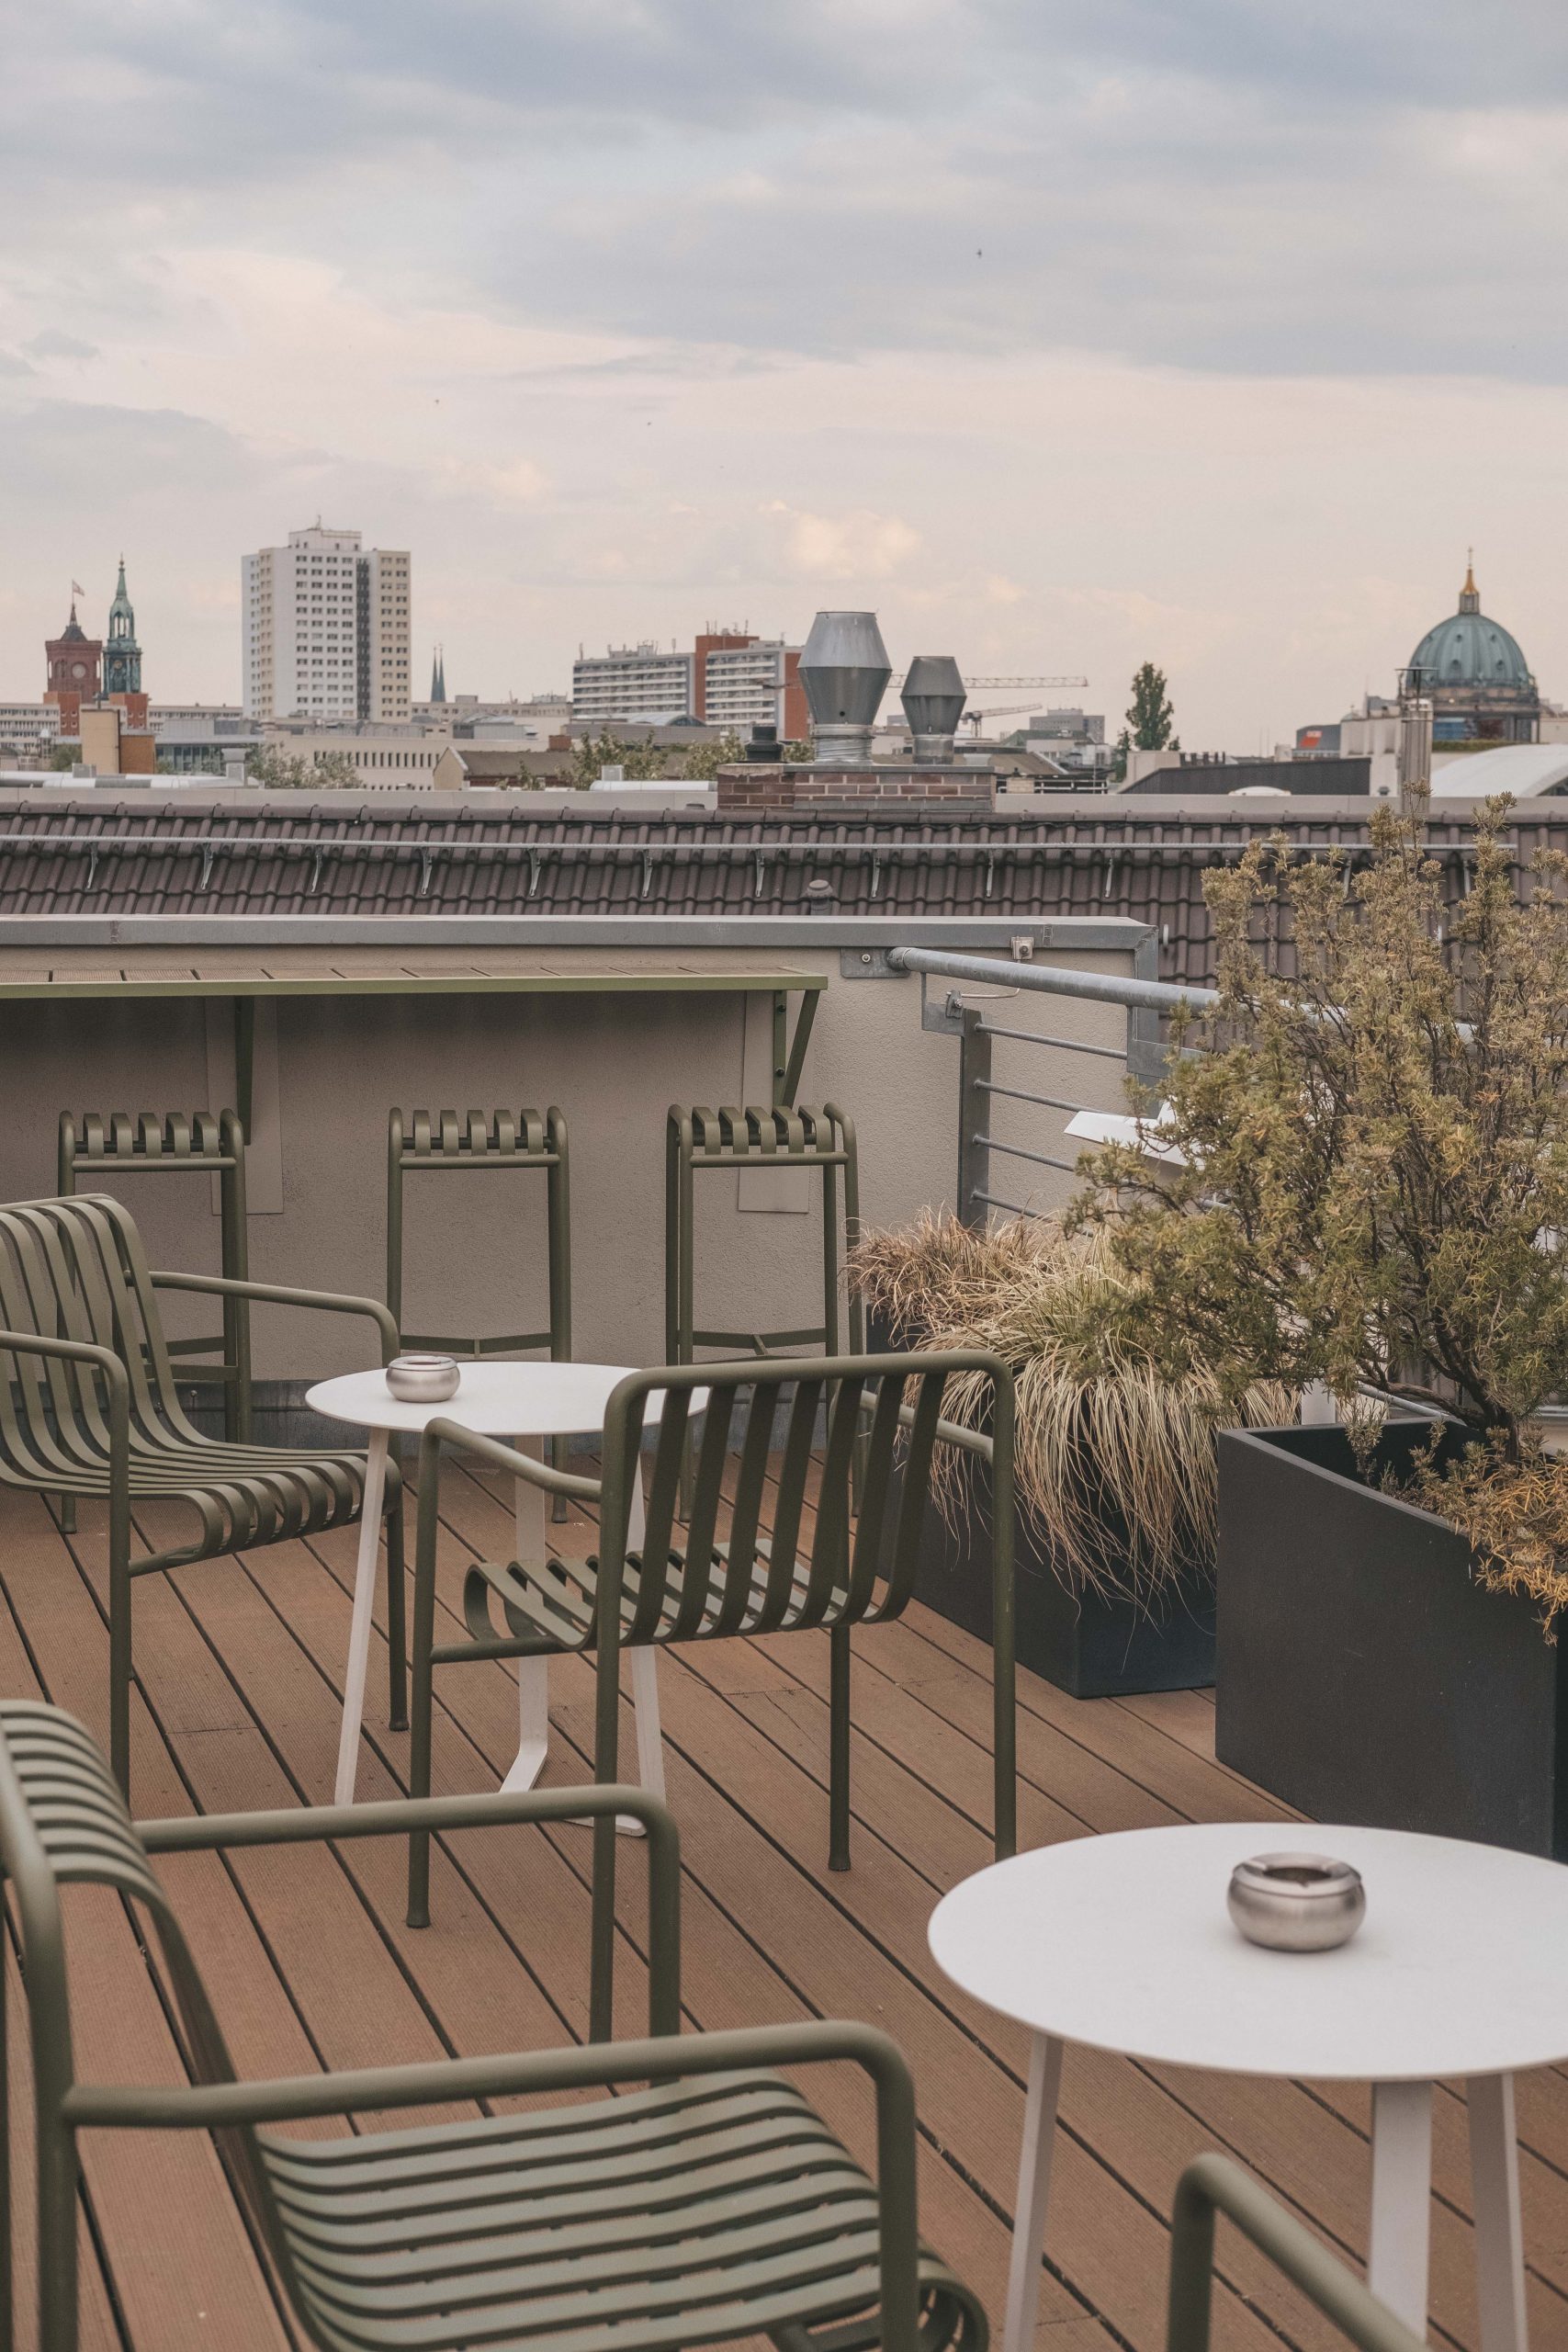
[[1408, 564, 1533, 693]]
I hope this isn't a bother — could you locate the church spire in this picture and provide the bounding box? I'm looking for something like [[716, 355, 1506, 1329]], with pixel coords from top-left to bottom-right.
[[1460, 550, 1480, 615], [430, 645, 446, 704], [103, 555, 142, 695]]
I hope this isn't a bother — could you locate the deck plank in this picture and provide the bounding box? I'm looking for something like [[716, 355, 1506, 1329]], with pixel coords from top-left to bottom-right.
[[2, 1463, 1566, 2351]]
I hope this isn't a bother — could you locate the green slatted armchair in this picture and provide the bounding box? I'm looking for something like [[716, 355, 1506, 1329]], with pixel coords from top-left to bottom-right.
[[0, 1701, 989, 2352], [409, 1351, 1017, 2026], [0, 1194, 406, 1796], [1168, 2155, 1424, 2352]]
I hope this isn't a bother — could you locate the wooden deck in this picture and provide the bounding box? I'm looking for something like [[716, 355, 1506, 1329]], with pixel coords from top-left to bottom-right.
[[5, 1464, 1567, 2352]]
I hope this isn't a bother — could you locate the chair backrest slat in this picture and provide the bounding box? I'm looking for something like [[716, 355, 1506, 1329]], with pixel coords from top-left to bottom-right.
[[753, 1373, 821, 1630], [673, 1388, 735, 1639], [845, 1374, 907, 1614], [712, 1385, 776, 1636], [627, 1390, 687, 1642], [877, 1370, 950, 1621], [798, 1374, 864, 1625]]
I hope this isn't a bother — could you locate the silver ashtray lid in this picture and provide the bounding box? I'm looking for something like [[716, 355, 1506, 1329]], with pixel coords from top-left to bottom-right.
[[386, 1352, 461, 1401], [1226, 1852, 1366, 1952]]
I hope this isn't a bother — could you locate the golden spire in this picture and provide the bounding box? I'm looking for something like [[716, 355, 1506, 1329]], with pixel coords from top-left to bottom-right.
[[1459, 549, 1480, 614]]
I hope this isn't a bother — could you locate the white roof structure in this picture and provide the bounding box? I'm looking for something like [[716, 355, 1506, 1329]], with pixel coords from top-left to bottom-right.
[[1430, 744, 1568, 797]]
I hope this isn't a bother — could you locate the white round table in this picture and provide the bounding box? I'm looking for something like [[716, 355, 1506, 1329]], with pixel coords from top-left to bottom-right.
[[930, 1822, 1568, 2352], [308, 1363, 691, 1813]]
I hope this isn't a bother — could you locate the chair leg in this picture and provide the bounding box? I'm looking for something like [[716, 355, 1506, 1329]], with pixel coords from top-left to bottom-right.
[[108, 1521, 131, 1800], [385, 1481, 408, 1734], [406, 1469, 439, 1929], [829, 1622, 852, 1872]]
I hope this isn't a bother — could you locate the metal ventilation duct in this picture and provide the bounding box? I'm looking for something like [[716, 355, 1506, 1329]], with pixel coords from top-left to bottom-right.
[[799, 611, 891, 765], [900, 656, 966, 764]]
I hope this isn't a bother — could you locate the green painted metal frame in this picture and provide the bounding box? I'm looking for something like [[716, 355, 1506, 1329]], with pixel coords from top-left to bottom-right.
[[665, 1103, 863, 1373], [1168, 2155, 1426, 2351], [0, 1195, 407, 1795], [58, 1110, 254, 1442], [386, 1106, 571, 1363], [0, 1701, 985, 2352], [408, 1348, 1017, 2040]]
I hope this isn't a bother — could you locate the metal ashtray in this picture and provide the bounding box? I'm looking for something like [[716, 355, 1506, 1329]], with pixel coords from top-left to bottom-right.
[[386, 1353, 461, 1404], [1227, 1853, 1366, 1953]]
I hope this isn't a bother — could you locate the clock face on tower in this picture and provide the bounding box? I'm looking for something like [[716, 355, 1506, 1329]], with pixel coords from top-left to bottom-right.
[[70, 662, 86, 680]]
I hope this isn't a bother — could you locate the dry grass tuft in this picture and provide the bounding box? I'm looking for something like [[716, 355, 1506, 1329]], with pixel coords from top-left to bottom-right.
[[849, 1210, 1293, 1605]]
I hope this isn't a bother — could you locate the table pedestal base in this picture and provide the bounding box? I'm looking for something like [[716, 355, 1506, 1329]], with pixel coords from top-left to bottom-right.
[[999, 2035, 1529, 2352], [500, 1645, 665, 1838], [334, 1428, 668, 1837]]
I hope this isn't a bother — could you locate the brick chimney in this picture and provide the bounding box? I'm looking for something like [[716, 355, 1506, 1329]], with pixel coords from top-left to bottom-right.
[[716, 759, 995, 813]]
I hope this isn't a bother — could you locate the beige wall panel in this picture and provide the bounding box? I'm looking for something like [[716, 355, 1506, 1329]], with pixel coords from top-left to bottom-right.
[[0, 939, 1136, 1379]]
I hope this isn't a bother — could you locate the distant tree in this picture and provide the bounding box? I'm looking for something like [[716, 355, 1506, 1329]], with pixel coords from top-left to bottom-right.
[[246, 747, 363, 790], [567, 729, 669, 790], [676, 730, 744, 784], [1111, 662, 1179, 781], [47, 745, 76, 771], [783, 740, 813, 763]]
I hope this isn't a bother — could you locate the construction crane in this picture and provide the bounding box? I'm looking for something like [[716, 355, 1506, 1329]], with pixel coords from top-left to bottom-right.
[[878, 670, 1091, 739], [957, 702, 1040, 737]]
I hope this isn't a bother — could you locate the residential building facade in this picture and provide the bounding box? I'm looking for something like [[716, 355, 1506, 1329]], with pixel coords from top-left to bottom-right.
[[261, 718, 458, 789], [572, 643, 694, 726], [702, 639, 807, 738], [242, 526, 412, 723]]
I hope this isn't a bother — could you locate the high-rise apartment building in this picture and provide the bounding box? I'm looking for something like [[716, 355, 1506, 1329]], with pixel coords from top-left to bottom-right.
[[242, 526, 411, 721], [702, 639, 807, 738], [572, 631, 806, 732], [571, 643, 694, 727]]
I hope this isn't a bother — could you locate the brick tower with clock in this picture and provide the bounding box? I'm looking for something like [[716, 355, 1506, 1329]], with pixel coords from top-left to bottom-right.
[[44, 594, 104, 737]]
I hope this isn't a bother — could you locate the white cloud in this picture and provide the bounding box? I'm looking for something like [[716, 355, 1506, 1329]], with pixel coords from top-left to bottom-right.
[[768, 504, 922, 582], [4, 1, 1568, 748]]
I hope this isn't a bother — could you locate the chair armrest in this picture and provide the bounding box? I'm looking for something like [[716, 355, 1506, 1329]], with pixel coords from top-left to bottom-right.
[[892, 1396, 993, 1461], [421, 1416, 604, 1504], [1168, 2155, 1425, 2352], [0, 1329, 129, 1388], [63, 2019, 919, 2351], [139, 1783, 679, 2035], [150, 1272, 400, 1363]]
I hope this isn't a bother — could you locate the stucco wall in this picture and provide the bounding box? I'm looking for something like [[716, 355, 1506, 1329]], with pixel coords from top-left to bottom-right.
[[1, 921, 1145, 1380]]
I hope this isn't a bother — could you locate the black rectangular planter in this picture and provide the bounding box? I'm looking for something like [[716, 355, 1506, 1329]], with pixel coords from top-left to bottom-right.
[[908, 1446, 1216, 1698], [1216, 1419, 1568, 1858]]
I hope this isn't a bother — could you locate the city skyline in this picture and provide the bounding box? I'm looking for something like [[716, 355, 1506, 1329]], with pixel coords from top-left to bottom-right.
[[6, 5, 1568, 746]]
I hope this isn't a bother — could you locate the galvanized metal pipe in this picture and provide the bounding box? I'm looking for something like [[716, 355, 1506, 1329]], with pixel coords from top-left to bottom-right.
[[886, 944, 1219, 1015]]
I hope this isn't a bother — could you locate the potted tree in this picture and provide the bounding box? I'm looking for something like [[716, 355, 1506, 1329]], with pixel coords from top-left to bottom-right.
[[849, 1212, 1290, 1696], [1076, 786, 1568, 1854]]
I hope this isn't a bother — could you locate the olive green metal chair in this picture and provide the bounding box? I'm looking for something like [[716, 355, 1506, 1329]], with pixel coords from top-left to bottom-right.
[[0, 1194, 406, 1796], [0, 1700, 988, 2352], [665, 1103, 862, 1369], [59, 1108, 254, 1442], [409, 1350, 1017, 2030], [387, 1105, 570, 1364], [1168, 2155, 1425, 2352]]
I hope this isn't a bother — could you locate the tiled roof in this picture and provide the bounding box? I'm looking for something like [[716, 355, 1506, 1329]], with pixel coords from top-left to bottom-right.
[[0, 793, 1553, 987]]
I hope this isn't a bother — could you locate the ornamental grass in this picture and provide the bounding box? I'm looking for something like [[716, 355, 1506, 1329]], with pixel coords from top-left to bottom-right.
[[849, 1210, 1292, 1607]]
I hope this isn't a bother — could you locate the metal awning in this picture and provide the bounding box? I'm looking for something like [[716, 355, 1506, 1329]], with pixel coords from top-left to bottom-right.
[[0, 949, 827, 1131]]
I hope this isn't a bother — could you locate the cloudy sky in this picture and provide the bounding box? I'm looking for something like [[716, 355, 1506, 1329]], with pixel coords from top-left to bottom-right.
[[6, 0, 1568, 745]]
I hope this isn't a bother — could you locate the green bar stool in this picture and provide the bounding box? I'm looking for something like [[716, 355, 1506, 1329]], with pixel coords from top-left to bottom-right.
[[664, 1102, 863, 1371], [386, 1107, 571, 1363], [59, 1109, 253, 1443]]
